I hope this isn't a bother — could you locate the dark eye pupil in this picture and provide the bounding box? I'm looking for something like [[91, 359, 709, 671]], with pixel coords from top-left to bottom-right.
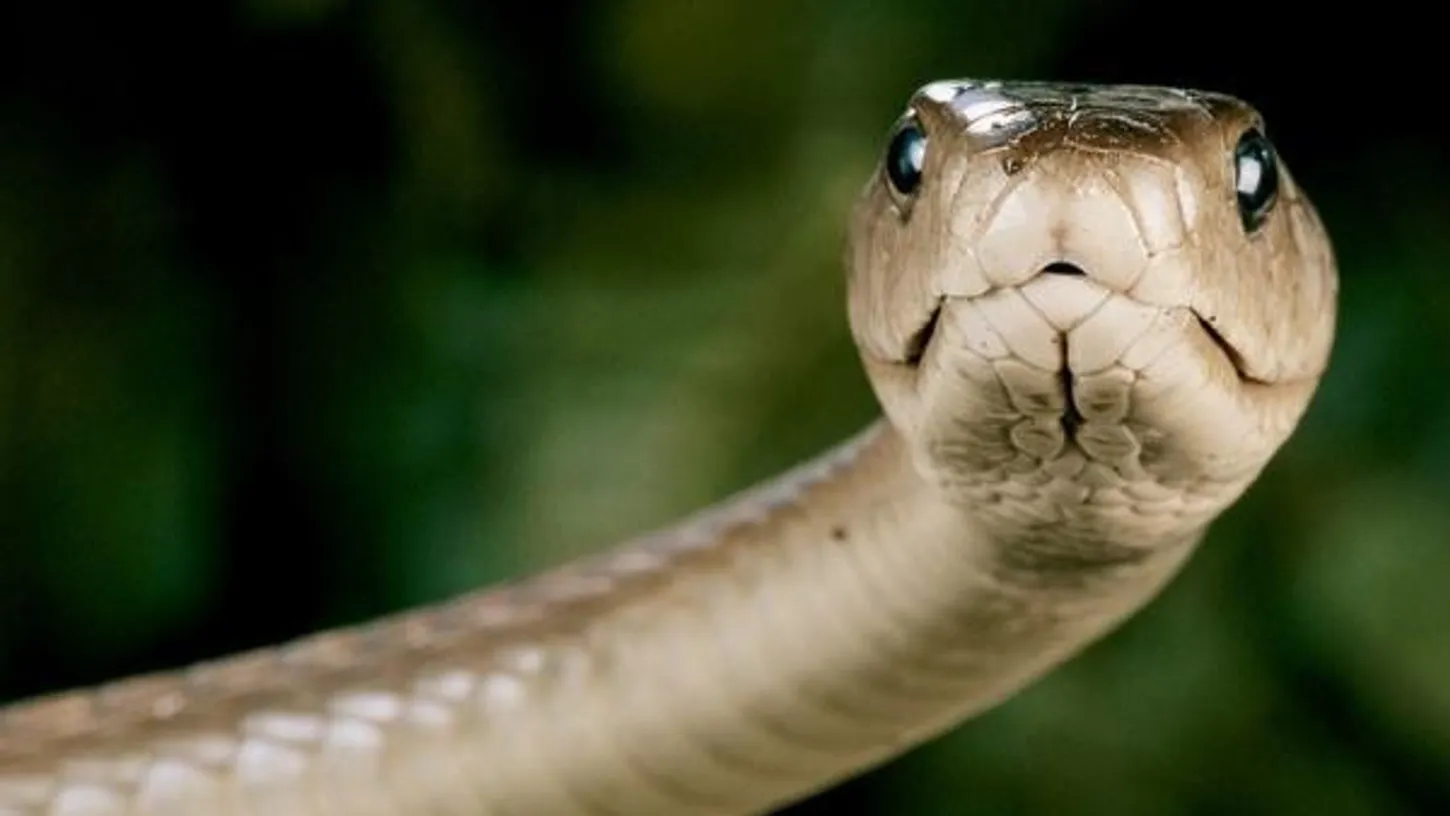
[[886, 120, 927, 196], [1233, 128, 1279, 233]]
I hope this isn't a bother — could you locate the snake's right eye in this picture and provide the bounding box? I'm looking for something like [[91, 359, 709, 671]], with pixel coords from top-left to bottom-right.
[[885, 116, 927, 198], [1233, 127, 1279, 234]]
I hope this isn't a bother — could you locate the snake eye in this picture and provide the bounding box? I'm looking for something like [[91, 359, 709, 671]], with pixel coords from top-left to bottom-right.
[[885, 116, 927, 198], [1233, 128, 1279, 233]]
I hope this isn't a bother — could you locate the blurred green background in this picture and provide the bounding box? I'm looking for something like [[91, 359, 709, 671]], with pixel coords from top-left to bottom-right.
[[3, 0, 1448, 813]]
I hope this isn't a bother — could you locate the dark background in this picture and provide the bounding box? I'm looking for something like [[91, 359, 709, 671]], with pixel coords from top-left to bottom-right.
[[3, 1, 1448, 813]]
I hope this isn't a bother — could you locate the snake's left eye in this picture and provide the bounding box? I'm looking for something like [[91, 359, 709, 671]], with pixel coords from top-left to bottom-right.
[[885, 116, 927, 198], [1233, 128, 1279, 233]]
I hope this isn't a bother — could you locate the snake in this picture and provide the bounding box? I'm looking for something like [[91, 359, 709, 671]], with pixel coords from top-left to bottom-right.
[[0, 79, 1338, 815]]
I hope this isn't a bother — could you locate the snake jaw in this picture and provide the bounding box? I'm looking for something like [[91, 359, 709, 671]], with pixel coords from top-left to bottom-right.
[[1192, 310, 1260, 384], [903, 299, 944, 367], [1024, 262, 1262, 387]]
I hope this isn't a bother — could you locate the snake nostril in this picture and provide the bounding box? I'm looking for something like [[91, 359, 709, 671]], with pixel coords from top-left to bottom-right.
[[1040, 262, 1086, 277]]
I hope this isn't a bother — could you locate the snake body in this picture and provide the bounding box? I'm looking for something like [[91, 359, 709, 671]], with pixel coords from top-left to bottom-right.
[[0, 80, 1338, 815]]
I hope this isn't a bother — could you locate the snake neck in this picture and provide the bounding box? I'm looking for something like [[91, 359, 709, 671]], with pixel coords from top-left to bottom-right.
[[456, 419, 1206, 813]]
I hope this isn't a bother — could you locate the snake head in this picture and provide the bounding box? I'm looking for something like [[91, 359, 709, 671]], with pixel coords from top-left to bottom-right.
[[847, 80, 1338, 541]]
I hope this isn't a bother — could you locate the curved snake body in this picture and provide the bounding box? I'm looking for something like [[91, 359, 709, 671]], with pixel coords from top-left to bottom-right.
[[0, 80, 1338, 815]]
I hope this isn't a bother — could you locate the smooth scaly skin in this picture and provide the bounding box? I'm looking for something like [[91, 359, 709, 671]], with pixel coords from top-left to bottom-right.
[[0, 80, 1337, 815]]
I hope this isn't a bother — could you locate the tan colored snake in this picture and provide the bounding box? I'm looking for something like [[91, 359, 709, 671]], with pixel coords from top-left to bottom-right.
[[0, 79, 1338, 815]]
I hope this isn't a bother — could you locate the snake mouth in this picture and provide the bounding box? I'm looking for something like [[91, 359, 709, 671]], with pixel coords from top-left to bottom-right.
[[1040, 262, 1259, 384], [903, 274, 1259, 386], [1192, 311, 1256, 382], [903, 302, 943, 367]]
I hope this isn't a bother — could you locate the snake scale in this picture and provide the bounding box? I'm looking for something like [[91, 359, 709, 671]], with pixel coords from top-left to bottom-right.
[[0, 79, 1338, 815]]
